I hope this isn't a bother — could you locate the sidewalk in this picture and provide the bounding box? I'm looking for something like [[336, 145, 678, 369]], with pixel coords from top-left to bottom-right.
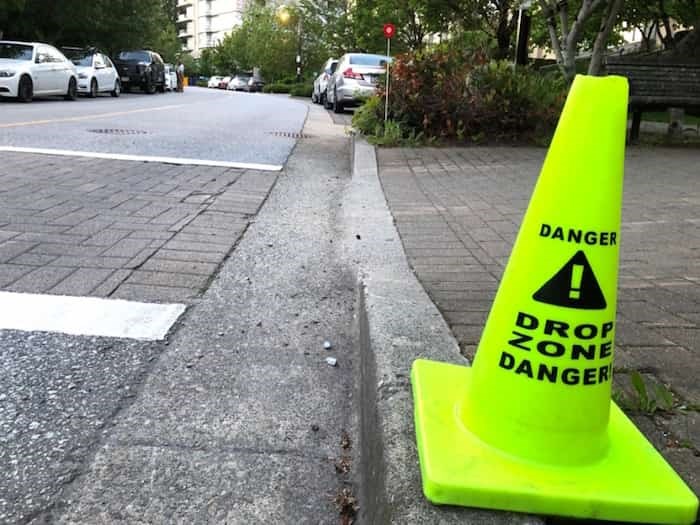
[[39, 103, 360, 523], [376, 144, 700, 502], [5, 101, 696, 523]]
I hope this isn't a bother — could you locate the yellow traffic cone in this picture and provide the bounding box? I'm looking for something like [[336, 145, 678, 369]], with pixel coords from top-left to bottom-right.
[[411, 74, 699, 524]]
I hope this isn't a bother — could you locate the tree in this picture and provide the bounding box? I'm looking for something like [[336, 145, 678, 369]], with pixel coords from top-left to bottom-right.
[[214, 5, 297, 81], [623, 0, 698, 51], [350, 0, 449, 53], [422, 0, 518, 58], [536, 0, 625, 82], [0, 0, 180, 59], [0, 0, 26, 39], [298, 0, 355, 61]]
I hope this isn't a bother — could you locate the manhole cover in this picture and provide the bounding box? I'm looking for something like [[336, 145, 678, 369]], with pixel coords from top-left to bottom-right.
[[267, 131, 312, 139], [87, 129, 148, 135]]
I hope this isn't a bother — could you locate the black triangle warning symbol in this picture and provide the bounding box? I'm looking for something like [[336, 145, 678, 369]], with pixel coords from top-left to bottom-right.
[[533, 250, 606, 310]]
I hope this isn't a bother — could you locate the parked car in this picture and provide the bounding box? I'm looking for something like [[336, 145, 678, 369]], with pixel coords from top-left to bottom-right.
[[312, 58, 338, 105], [246, 77, 265, 92], [326, 53, 391, 113], [113, 49, 165, 94], [62, 47, 120, 97], [0, 40, 78, 102], [207, 75, 223, 88], [218, 76, 231, 89], [228, 74, 251, 91], [163, 63, 177, 91]]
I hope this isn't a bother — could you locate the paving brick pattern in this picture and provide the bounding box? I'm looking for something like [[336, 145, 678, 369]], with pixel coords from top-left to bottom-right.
[[378, 146, 700, 494], [0, 152, 278, 303]]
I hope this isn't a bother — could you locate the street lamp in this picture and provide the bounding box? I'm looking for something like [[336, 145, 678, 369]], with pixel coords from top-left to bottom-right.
[[514, 0, 533, 67], [276, 5, 291, 25], [276, 5, 302, 83]]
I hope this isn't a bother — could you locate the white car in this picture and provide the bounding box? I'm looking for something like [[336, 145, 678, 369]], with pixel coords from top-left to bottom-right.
[[0, 40, 78, 102], [163, 63, 177, 91], [63, 47, 121, 97], [227, 74, 251, 91], [326, 53, 391, 113], [312, 58, 338, 106], [207, 75, 223, 88]]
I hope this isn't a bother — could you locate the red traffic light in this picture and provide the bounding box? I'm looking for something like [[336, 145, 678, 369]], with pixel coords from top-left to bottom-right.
[[383, 23, 396, 39]]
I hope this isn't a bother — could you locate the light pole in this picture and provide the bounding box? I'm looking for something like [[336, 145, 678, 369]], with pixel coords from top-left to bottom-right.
[[514, 0, 533, 67], [277, 5, 302, 83], [296, 17, 302, 83]]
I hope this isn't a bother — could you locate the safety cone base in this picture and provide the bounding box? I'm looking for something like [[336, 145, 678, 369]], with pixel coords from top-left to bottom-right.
[[411, 359, 699, 524]]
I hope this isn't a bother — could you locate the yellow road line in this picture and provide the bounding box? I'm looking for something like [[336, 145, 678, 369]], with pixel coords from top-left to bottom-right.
[[0, 104, 185, 129]]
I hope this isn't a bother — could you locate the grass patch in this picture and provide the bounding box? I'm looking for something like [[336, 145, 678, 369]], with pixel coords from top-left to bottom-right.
[[635, 131, 700, 147], [613, 370, 675, 415], [641, 111, 700, 126]]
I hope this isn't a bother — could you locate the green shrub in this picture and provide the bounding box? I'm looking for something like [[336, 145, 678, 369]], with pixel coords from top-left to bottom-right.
[[353, 98, 425, 147], [467, 61, 566, 141], [196, 80, 208, 87], [289, 83, 313, 97], [264, 83, 292, 94], [369, 46, 567, 145], [380, 46, 488, 139], [352, 96, 383, 136]]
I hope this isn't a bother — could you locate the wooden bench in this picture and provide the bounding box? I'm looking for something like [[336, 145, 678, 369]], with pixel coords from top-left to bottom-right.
[[605, 55, 700, 141]]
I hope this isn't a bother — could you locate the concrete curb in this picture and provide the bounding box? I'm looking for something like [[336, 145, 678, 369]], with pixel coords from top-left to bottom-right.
[[347, 136, 544, 524]]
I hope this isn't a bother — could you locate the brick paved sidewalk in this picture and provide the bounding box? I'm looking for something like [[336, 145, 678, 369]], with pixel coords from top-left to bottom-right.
[[0, 152, 278, 303], [377, 145, 700, 497]]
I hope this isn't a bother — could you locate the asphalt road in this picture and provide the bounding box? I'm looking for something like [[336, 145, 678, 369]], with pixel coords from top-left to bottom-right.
[[0, 87, 307, 166], [0, 88, 318, 523]]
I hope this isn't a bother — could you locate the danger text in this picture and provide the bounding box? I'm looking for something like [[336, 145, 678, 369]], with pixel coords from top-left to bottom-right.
[[498, 311, 615, 386], [540, 223, 617, 246]]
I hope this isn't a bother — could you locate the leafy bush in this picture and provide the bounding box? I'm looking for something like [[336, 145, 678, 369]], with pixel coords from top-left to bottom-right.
[[262, 83, 312, 96], [353, 98, 425, 147], [352, 96, 383, 136], [467, 61, 567, 142], [289, 83, 313, 97], [364, 46, 567, 145], [264, 83, 292, 93], [380, 46, 488, 139], [196, 80, 208, 87]]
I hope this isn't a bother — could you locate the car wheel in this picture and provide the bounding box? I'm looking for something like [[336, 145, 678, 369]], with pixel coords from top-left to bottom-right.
[[157, 82, 165, 93], [321, 92, 327, 107], [89, 78, 98, 98], [311, 90, 318, 104], [145, 80, 155, 94], [18, 75, 33, 103], [65, 77, 77, 100], [323, 91, 332, 110], [111, 79, 121, 97], [333, 89, 344, 113]]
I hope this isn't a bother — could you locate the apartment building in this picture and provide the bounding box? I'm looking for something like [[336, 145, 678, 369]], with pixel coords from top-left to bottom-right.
[[177, 0, 250, 56]]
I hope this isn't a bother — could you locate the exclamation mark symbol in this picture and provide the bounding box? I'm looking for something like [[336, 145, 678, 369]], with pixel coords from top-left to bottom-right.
[[570, 264, 584, 300]]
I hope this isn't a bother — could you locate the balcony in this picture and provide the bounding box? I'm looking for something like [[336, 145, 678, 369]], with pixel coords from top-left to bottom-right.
[[177, 8, 193, 23], [178, 24, 194, 38]]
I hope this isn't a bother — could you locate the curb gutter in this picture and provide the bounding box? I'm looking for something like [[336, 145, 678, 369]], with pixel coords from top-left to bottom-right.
[[346, 136, 544, 524]]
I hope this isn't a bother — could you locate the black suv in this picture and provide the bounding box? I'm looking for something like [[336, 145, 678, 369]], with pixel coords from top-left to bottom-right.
[[113, 50, 165, 94]]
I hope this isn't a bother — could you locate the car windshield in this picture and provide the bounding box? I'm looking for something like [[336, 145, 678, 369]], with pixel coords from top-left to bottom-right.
[[349, 54, 391, 67], [118, 51, 150, 62], [0, 43, 33, 60], [64, 49, 93, 67]]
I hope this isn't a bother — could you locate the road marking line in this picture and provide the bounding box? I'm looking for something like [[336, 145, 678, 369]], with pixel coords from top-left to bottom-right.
[[0, 105, 185, 129], [0, 146, 283, 171], [0, 291, 186, 341]]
